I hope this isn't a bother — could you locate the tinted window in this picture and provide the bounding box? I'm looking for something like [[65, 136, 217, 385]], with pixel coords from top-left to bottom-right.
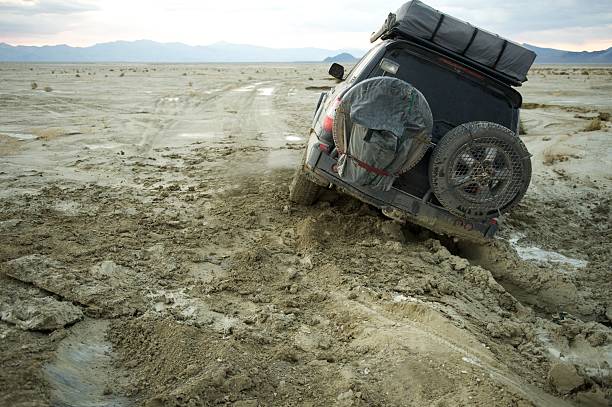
[[345, 44, 383, 84], [375, 47, 517, 142]]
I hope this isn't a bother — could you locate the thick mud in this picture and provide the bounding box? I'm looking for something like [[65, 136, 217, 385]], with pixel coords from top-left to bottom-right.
[[0, 64, 610, 406]]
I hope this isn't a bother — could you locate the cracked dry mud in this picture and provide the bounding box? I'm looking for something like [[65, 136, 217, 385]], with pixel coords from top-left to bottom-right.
[[1, 64, 611, 406]]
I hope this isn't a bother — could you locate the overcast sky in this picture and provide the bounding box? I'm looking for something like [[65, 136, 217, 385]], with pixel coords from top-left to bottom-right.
[[1, 0, 610, 51]]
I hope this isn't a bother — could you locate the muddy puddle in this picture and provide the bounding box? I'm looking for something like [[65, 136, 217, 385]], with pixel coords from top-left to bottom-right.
[[44, 319, 131, 407]]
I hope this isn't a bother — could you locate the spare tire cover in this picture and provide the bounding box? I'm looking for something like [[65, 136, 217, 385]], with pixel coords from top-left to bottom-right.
[[333, 77, 433, 191]]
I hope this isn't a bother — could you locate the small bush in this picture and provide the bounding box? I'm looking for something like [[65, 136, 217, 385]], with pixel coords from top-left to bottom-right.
[[44, 86, 53, 92], [31, 81, 38, 90], [119, 72, 125, 77], [522, 102, 548, 110], [583, 118, 602, 132], [543, 150, 569, 166], [598, 112, 610, 122], [519, 120, 527, 135]]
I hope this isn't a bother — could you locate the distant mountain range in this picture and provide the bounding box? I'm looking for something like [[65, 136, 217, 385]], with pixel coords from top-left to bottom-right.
[[0, 40, 609, 63], [0, 40, 365, 63], [524, 44, 612, 64]]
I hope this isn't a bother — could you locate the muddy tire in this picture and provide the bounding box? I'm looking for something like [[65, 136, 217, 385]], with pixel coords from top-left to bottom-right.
[[289, 150, 322, 206], [429, 121, 531, 221]]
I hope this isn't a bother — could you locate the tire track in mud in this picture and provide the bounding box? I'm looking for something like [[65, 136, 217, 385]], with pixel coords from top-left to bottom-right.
[[340, 296, 574, 407], [135, 85, 235, 156], [44, 319, 132, 407]]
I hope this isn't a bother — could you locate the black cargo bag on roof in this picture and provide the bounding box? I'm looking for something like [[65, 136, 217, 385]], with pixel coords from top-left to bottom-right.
[[371, 0, 536, 84]]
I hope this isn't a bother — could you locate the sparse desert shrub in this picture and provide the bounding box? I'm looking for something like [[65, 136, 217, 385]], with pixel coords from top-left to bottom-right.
[[582, 70, 590, 75], [31, 81, 38, 90], [119, 72, 125, 77], [44, 86, 53, 92], [75, 73, 80, 77], [543, 150, 572, 166], [522, 102, 548, 110], [583, 118, 602, 132], [519, 120, 527, 135], [598, 112, 610, 122], [34, 128, 59, 139]]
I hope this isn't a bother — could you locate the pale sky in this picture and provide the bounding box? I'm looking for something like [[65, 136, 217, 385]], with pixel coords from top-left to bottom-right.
[[1, 0, 611, 51]]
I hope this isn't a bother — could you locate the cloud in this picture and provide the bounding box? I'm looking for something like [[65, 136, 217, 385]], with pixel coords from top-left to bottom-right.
[[0, 0, 610, 51], [0, 15, 68, 35], [0, 0, 97, 15]]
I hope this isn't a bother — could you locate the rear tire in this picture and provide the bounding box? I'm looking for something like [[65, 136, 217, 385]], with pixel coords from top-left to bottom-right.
[[289, 150, 322, 206]]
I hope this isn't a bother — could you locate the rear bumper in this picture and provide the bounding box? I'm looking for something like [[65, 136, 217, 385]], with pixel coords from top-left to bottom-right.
[[305, 141, 498, 242]]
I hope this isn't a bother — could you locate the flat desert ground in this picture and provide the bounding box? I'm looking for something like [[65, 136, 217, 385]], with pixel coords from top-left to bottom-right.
[[0, 63, 610, 406]]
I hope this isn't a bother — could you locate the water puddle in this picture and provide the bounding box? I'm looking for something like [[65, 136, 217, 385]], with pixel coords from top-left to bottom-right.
[[257, 87, 275, 96], [1, 132, 38, 140], [44, 319, 131, 407], [159, 97, 179, 103], [265, 149, 298, 169], [84, 143, 122, 150], [284, 135, 303, 142], [177, 132, 221, 140], [233, 85, 255, 92], [508, 234, 587, 268]]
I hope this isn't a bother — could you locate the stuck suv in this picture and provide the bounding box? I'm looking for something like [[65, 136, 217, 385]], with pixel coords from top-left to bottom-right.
[[290, 0, 535, 243]]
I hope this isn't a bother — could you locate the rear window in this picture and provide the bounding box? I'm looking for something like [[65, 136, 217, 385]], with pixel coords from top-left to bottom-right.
[[374, 47, 517, 141], [345, 44, 383, 84]]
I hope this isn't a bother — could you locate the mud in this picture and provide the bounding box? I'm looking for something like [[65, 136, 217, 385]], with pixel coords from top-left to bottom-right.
[[0, 63, 610, 406]]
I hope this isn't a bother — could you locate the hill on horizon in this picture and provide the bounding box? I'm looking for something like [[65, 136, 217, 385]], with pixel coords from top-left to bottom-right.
[[0, 40, 610, 64], [0, 40, 366, 63], [324, 53, 359, 63], [524, 44, 612, 64]]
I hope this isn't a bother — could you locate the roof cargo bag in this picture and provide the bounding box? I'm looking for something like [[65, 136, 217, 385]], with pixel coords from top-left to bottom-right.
[[370, 0, 536, 84]]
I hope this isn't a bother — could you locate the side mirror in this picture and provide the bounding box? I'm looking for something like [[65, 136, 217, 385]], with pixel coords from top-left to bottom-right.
[[328, 63, 345, 80]]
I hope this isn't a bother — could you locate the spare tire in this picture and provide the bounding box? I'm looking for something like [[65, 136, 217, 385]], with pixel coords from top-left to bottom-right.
[[332, 77, 433, 191], [429, 121, 531, 221]]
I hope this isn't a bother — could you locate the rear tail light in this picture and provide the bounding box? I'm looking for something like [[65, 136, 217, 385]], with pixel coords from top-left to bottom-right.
[[318, 143, 330, 153], [322, 97, 342, 133], [322, 115, 334, 133]]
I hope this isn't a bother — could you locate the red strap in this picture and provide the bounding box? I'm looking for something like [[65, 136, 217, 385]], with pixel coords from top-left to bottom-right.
[[348, 155, 392, 177]]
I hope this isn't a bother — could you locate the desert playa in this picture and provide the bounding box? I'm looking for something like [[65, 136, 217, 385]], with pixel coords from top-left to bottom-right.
[[0, 63, 611, 406]]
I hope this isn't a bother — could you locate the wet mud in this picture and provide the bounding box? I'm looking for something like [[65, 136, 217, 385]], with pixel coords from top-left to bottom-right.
[[0, 63, 610, 406]]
